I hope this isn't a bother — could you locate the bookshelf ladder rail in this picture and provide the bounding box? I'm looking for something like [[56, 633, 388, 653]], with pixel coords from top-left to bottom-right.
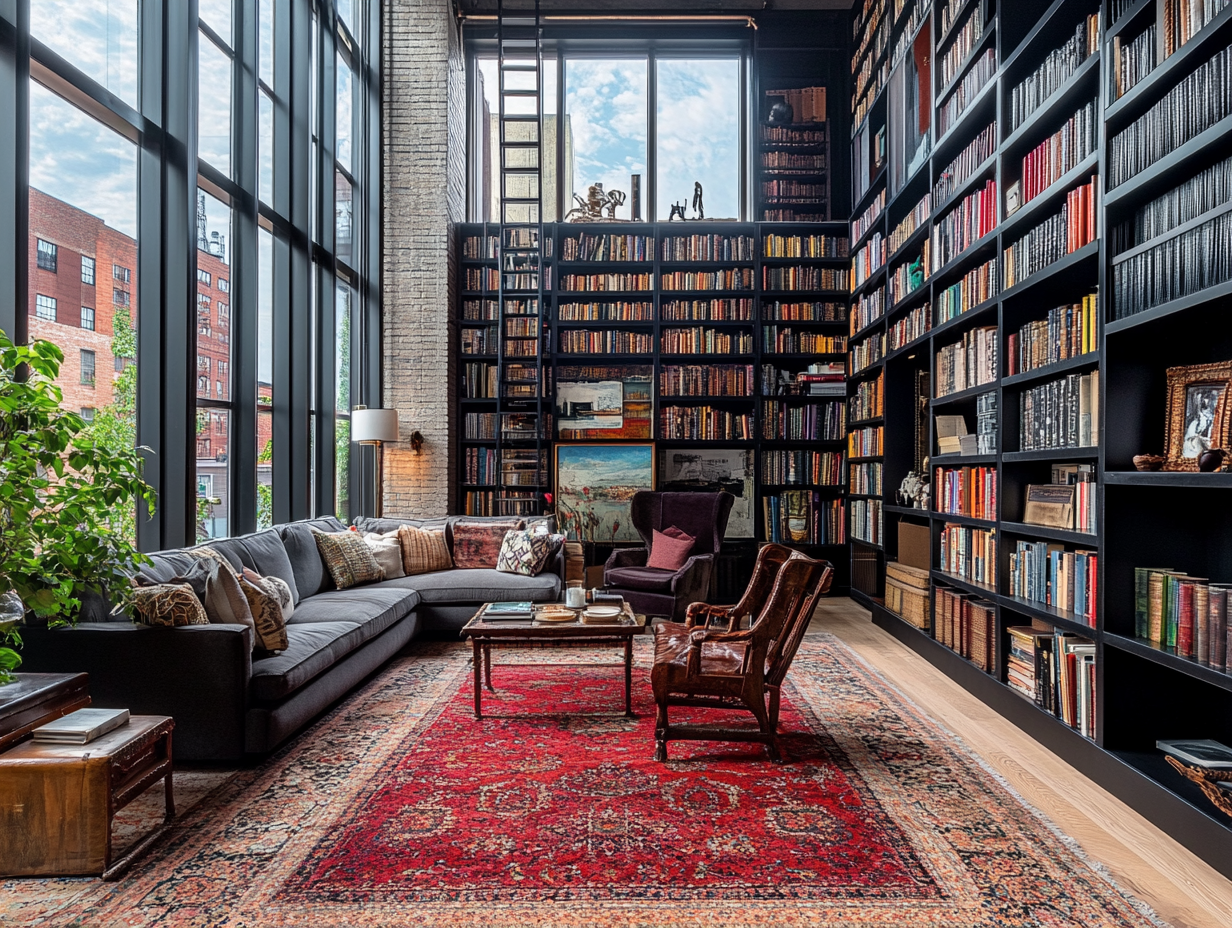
[[495, 0, 547, 518]]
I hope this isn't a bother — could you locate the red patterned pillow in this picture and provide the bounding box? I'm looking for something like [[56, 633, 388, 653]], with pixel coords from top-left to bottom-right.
[[451, 520, 524, 568], [647, 526, 696, 571]]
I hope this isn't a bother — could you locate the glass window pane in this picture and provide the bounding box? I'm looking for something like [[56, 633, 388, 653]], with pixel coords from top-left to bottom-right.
[[260, 91, 274, 204], [564, 59, 646, 222], [336, 56, 353, 173], [257, 410, 273, 528], [199, 34, 232, 175], [337, 0, 354, 38], [656, 59, 741, 221], [335, 282, 351, 413], [335, 418, 349, 523], [31, 0, 140, 107], [259, 229, 274, 407], [259, 0, 275, 88], [335, 171, 352, 264], [197, 409, 230, 540], [197, 190, 231, 400], [199, 0, 233, 47]]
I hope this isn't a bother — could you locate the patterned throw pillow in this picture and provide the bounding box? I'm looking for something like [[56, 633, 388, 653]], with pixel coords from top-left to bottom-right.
[[363, 530, 406, 579], [451, 519, 523, 569], [242, 568, 294, 622], [131, 582, 210, 627], [312, 528, 384, 590], [495, 529, 556, 577], [184, 547, 256, 633], [397, 525, 453, 576], [238, 572, 290, 652]]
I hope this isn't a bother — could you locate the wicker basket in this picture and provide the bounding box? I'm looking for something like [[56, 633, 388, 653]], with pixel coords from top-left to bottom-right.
[[886, 562, 930, 629]]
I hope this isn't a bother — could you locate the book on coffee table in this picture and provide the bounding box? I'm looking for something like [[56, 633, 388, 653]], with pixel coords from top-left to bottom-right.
[[33, 708, 130, 744], [483, 601, 534, 620]]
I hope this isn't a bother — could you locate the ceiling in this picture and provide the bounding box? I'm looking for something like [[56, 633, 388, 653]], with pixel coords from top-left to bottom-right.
[[454, 1, 856, 13]]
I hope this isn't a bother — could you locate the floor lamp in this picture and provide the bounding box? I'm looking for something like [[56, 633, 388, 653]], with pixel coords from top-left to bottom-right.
[[351, 406, 399, 518]]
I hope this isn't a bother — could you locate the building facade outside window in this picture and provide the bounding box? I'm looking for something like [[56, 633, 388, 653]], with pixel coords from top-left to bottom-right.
[[113, 263, 130, 282], [36, 238, 57, 271]]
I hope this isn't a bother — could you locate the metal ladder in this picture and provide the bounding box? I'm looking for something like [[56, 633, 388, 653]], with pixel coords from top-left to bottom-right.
[[494, 0, 548, 518]]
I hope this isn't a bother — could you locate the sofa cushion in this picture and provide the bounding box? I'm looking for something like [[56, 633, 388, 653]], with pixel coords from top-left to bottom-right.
[[378, 567, 560, 604], [237, 530, 301, 604], [647, 527, 696, 571], [363, 531, 406, 579], [495, 528, 555, 576], [313, 529, 384, 589], [452, 520, 523, 568], [398, 525, 453, 575], [238, 572, 290, 652], [139, 551, 205, 585], [287, 587, 418, 641], [355, 516, 451, 542], [279, 518, 347, 601], [249, 621, 366, 703], [131, 582, 210, 627], [605, 565, 676, 593], [197, 537, 251, 573]]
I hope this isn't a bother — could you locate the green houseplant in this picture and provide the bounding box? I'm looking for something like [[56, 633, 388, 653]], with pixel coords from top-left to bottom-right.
[[0, 332, 155, 682]]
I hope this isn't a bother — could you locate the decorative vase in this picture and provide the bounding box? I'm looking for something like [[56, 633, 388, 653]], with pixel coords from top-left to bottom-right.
[[1198, 449, 1227, 472]]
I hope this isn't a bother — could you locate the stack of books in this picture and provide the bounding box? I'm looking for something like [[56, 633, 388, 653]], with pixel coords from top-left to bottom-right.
[[33, 708, 130, 744], [1006, 627, 1096, 736], [936, 414, 978, 456]]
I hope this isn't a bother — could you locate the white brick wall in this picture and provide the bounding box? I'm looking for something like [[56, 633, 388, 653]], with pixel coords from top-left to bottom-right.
[[382, 0, 467, 517]]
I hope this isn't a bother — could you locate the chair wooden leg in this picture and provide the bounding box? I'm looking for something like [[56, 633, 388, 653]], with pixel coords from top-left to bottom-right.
[[654, 697, 669, 762]]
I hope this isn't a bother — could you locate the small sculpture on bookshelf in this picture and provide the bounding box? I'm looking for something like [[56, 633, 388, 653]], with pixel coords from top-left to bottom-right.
[[1132, 454, 1165, 472], [692, 182, 705, 220], [668, 200, 688, 222], [896, 470, 929, 509], [767, 101, 793, 125], [1198, 449, 1228, 472], [566, 183, 628, 223]]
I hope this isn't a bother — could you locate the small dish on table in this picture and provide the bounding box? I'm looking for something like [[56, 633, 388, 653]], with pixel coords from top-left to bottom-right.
[[535, 605, 578, 623]]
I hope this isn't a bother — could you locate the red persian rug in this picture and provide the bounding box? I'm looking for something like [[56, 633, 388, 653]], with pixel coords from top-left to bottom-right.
[[3, 638, 1168, 927]]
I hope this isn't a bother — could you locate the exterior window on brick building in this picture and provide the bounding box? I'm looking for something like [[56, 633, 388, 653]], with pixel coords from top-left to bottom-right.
[[218, 278, 228, 292], [198, 375, 209, 394], [113, 264, 130, 282], [80, 349, 96, 385], [80, 407, 95, 422], [81, 255, 95, 285], [36, 238, 57, 271], [198, 355, 210, 375], [35, 294, 57, 321], [216, 380, 224, 397], [114, 288, 130, 307], [81, 306, 95, 330], [198, 268, 212, 286]]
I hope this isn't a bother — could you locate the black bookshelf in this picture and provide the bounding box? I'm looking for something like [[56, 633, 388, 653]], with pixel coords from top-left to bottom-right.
[[849, 0, 1232, 875]]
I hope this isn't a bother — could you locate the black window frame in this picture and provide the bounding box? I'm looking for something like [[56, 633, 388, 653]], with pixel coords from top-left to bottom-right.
[[79, 348, 95, 385], [80, 254, 95, 284], [80, 305, 94, 330], [36, 237, 56, 271]]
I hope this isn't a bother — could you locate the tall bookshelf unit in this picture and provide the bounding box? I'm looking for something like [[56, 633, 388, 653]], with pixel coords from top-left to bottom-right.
[[457, 220, 853, 591], [849, 0, 1232, 873]]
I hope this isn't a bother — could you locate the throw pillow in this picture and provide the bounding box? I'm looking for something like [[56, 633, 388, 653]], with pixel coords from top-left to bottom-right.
[[397, 525, 453, 576], [363, 530, 406, 579], [131, 582, 210, 627], [184, 548, 257, 634], [495, 529, 555, 577], [452, 519, 523, 569], [646, 526, 696, 571], [238, 572, 290, 652], [242, 568, 295, 623], [312, 528, 384, 590]]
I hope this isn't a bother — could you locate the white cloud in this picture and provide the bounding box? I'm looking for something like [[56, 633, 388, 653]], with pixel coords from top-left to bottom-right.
[[656, 59, 740, 219], [30, 0, 140, 107]]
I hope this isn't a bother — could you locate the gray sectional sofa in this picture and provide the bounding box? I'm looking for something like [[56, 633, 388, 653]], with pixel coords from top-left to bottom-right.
[[19, 514, 563, 761]]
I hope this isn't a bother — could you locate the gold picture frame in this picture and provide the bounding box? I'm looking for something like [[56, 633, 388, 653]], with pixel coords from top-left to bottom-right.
[[1163, 362, 1232, 471]]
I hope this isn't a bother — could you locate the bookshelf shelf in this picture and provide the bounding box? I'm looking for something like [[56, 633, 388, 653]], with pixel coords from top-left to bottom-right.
[[1000, 53, 1101, 157], [1002, 447, 1099, 462], [999, 240, 1099, 300], [933, 76, 999, 156], [887, 221, 930, 265], [934, 153, 998, 219], [850, 265, 888, 299], [931, 511, 997, 529], [997, 593, 1095, 635], [931, 452, 997, 465], [930, 231, 1000, 286], [997, 153, 1100, 241], [1002, 351, 1100, 387], [1103, 633, 1232, 695], [1104, 279, 1232, 336], [936, 26, 999, 110], [935, 0, 982, 50], [884, 503, 930, 517], [931, 569, 998, 598], [928, 295, 999, 340], [931, 382, 998, 406], [998, 521, 1098, 545], [1103, 471, 1232, 488], [1104, 114, 1232, 212], [1105, 0, 1153, 40]]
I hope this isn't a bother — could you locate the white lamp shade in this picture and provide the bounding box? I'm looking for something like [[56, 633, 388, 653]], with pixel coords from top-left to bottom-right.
[[351, 407, 399, 443]]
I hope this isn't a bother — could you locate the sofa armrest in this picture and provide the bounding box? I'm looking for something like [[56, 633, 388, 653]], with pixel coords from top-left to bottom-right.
[[604, 547, 649, 574], [550, 542, 567, 585], [19, 622, 254, 762]]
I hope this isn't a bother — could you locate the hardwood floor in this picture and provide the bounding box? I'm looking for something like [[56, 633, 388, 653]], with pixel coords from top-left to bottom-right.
[[810, 596, 1232, 928]]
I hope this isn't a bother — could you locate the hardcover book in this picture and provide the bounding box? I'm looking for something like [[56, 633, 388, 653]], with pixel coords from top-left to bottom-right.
[[32, 708, 130, 744], [1023, 484, 1075, 528]]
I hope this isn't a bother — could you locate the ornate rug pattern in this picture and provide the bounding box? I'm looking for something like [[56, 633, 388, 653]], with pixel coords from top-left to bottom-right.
[[3, 637, 1166, 927]]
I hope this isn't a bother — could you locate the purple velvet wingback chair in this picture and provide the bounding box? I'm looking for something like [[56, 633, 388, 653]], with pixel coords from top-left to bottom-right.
[[603, 491, 735, 621]]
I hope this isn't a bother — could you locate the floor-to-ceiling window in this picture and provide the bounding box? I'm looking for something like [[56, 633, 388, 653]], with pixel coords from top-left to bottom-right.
[[0, 0, 380, 549]]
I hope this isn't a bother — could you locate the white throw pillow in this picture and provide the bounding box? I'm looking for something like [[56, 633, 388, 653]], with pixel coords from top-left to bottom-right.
[[363, 530, 406, 579]]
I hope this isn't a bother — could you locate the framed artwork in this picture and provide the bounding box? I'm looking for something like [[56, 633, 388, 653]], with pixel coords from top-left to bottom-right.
[[554, 443, 655, 543], [555, 380, 623, 431], [658, 448, 754, 538], [556, 365, 652, 439], [1163, 362, 1232, 471]]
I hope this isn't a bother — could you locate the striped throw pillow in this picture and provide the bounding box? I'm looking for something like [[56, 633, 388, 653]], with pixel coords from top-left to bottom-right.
[[397, 525, 453, 575]]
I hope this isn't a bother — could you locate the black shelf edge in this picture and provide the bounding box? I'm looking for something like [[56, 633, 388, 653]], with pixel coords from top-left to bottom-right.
[[935, 25, 998, 112], [887, 216, 932, 266], [760, 289, 850, 298], [1000, 0, 1082, 75], [851, 263, 888, 300], [1003, 447, 1099, 462], [929, 228, 1000, 285], [932, 511, 997, 528], [556, 260, 655, 267], [886, 282, 931, 315], [931, 381, 998, 406], [933, 151, 999, 218], [852, 165, 890, 216], [849, 416, 885, 427], [848, 454, 885, 463], [1112, 198, 1232, 267], [556, 320, 656, 328], [850, 211, 886, 253], [1000, 240, 1099, 300], [997, 591, 1097, 634], [1002, 352, 1100, 388], [884, 326, 934, 362], [884, 503, 930, 517], [849, 361, 887, 382], [849, 313, 887, 342], [659, 394, 756, 402], [1105, 115, 1232, 211], [851, 537, 883, 549], [928, 295, 1000, 341], [998, 521, 1099, 545], [933, 74, 1000, 156], [931, 452, 997, 465], [931, 569, 999, 598], [1105, 280, 1232, 336], [656, 439, 755, 446], [1001, 53, 1101, 156], [1103, 633, 1232, 694], [997, 154, 1100, 242], [1103, 470, 1232, 488], [1106, 0, 1154, 41], [763, 483, 846, 491]]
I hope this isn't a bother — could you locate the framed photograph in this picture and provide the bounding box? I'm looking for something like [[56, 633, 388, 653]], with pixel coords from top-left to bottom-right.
[[556, 365, 652, 439], [1163, 362, 1232, 471], [658, 448, 754, 538], [554, 443, 655, 543]]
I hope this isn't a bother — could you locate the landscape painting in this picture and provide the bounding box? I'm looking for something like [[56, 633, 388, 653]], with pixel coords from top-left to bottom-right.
[[554, 443, 655, 543]]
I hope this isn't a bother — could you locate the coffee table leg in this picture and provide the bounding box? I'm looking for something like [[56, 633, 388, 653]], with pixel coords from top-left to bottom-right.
[[625, 638, 634, 716], [472, 638, 483, 719], [484, 643, 494, 691]]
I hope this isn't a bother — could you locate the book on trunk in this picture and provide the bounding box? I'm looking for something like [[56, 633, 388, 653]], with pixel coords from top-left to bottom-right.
[[32, 708, 130, 744]]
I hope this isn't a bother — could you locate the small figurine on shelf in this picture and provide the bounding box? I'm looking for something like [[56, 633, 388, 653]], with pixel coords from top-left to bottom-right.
[[767, 101, 793, 125], [668, 200, 687, 221], [692, 182, 705, 220], [896, 470, 930, 509]]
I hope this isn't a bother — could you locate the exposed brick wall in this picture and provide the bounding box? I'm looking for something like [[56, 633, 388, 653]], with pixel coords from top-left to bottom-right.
[[381, 0, 466, 517]]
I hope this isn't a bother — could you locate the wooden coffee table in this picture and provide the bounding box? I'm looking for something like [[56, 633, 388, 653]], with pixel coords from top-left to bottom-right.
[[461, 604, 648, 719]]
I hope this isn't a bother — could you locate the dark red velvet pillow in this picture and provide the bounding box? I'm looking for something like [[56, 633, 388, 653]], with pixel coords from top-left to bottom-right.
[[646, 526, 696, 571]]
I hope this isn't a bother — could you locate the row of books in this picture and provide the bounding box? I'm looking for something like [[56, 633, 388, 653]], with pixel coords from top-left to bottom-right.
[[764, 86, 828, 123], [763, 493, 846, 545], [760, 125, 827, 146], [849, 460, 882, 496], [464, 412, 498, 440], [889, 195, 931, 256], [464, 491, 496, 516], [1006, 627, 1096, 737], [852, 189, 886, 244], [1162, 0, 1231, 57], [1019, 370, 1100, 450], [1017, 100, 1098, 207], [939, 523, 997, 585], [762, 327, 847, 354], [976, 393, 998, 453], [462, 362, 497, 398], [1002, 176, 1098, 289], [462, 236, 499, 259], [933, 123, 997, 208], [932, 180, 997, 272], [934, 256, 998, 326], [663, 298, 755, 321], [1006, 294, 1098, 376], [661, 234, 755, 263], [935, 324, 997, 398], [762, 234, 847, 258], [850, 372, 884, 421], [1107, 44, 1232, 189], [763, 400, 847, 441], [505, 317, 539, 336], [764, 266, 849, 291], [659, 406, 753, 441], [850, 332, 886, 374], [761, 181, 829, 199], [461, 299, 499, 321], [937, 0, 969, 49], [1111, 200, 1232, 319], [888, 303, 931, 352], [761, 152, 828, 172], [1008, 14, 1099, 131], [763, 449, 845, 486], [1113, 153, 1232, 253], [850, 498, 882, 544], [1135, 569, 1230, 670], [503, 340, 539, 358], [562, 234, 651, 262], [888, 246, 930, 307], [660, 364, 754, 397], [501, 272, 541, 291], [938, 49, 997, 136], [557, 330, 653, 354], [849, 424, 884, 457], [935, 587, 996, 673], [661, 328, 754, 355], [851, 286, 885, 334], [853, 233, 886, 288], [661, 270, 755, 291], [1008, 540, 1098, 626], [460, 328, 497, 355], [1110, 23, 1155, 101], [764, 300, 847, 322], [465, 268, 501, 290], [762, 363, 845, 397], [558, 301, 654, 321], [934, 465, 997, 520], [937, 9, 985, 93], [761, 208, 832, 222], [558, 273, 653, 292]]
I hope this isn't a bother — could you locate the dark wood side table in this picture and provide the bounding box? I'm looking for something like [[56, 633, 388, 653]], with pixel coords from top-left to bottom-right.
[[0, 672, 91, 752], [0, 715, 175, 880]]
